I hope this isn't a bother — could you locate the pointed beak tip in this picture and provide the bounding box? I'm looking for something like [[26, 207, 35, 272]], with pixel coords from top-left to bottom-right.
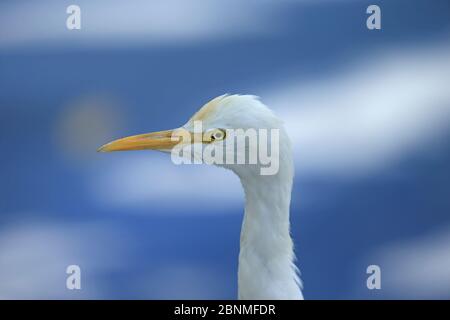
[[97, 144, 110, 153]]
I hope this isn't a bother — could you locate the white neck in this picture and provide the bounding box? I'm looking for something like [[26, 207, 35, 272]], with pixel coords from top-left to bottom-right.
[[236, 162, 303, 299]]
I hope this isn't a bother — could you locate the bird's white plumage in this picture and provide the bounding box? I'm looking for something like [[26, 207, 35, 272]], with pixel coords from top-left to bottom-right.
[[185, 95, 303, 299]]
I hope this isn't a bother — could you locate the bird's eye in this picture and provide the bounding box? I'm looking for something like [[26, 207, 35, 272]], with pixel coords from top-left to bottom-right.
[[207, 129, 226, 142]]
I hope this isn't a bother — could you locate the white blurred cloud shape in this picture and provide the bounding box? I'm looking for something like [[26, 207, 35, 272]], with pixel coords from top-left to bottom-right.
[[0, 0, 281, 48], [363, 227, 450, 298], [272, 44, 450, 176], [0, 220, 130, 299]]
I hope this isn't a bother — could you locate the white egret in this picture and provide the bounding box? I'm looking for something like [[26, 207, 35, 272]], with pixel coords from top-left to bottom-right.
[[98, 94, 303, 300]]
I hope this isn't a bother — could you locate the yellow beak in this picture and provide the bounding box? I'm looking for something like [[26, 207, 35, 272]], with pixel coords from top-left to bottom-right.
[[97, 129, 181, 152]]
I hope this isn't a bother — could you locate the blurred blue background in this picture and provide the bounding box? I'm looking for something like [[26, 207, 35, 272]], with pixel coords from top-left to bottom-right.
[[1, 0, 450, 299]]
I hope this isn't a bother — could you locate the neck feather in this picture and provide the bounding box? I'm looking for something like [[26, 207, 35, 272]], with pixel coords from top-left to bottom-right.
[[236, 160, 303, 299]]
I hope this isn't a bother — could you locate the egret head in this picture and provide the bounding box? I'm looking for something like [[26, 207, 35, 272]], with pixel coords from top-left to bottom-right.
[[98, 94, 291, 178]]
